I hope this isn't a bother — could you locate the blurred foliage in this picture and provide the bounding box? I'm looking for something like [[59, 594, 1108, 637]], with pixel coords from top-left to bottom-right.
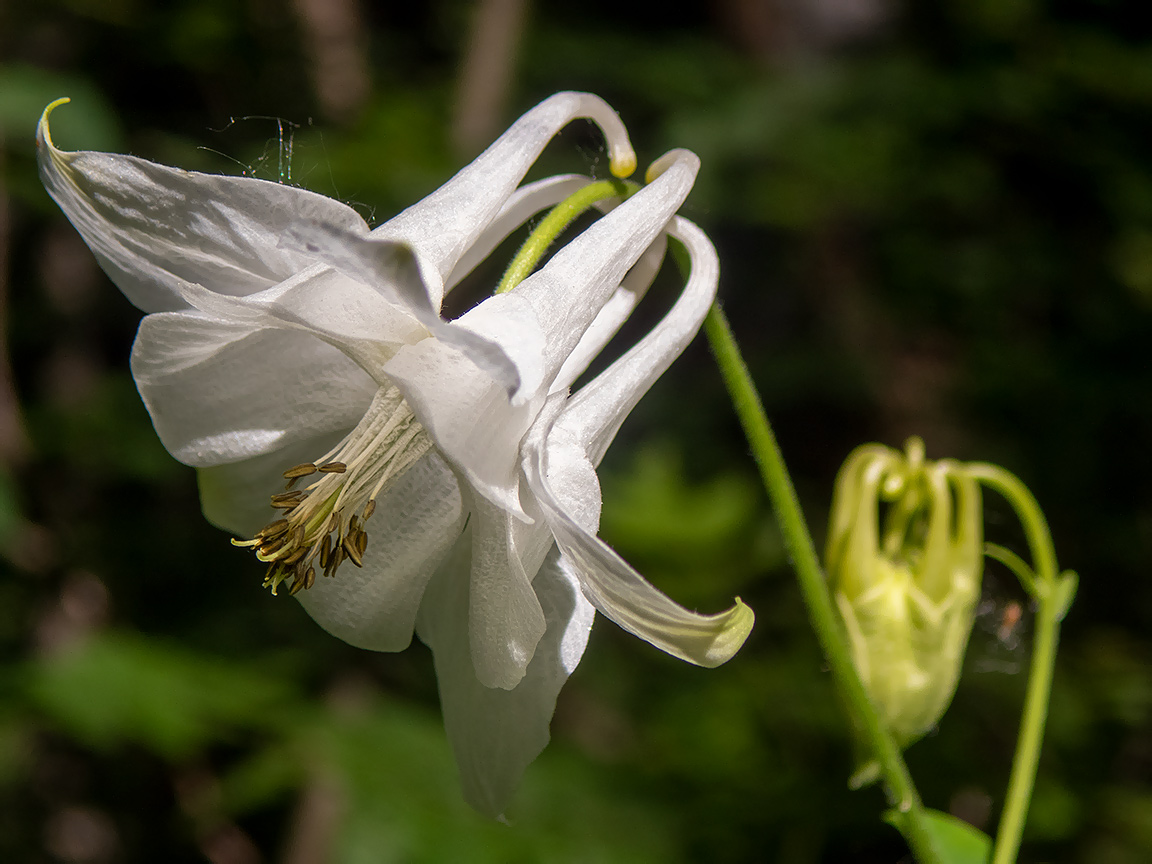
[[1, 0, 1150, 862]]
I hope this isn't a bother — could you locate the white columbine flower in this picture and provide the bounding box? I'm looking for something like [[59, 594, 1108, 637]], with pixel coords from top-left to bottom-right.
[[38, 92, 754, 814]]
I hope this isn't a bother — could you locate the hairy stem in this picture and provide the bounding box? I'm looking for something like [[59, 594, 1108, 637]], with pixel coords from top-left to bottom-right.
[[495, 178, 638, 294], [704, 304, 943, 864], [967, 464, 1071, 864]]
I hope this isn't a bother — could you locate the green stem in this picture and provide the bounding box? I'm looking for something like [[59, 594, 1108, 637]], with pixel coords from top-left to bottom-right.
[[968, 466, 1057, 586], [993, 590, 1060, 864], [495, 178, 638, 295], [703, 305, 943, 864], [966, 464, 1068, 864]]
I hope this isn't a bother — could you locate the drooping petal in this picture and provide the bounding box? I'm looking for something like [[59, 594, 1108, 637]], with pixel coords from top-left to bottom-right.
[[155, 255, 428, 384], [131, 310, 377, 467], [36, 99, 371, 313], [451, 175, 667, 395], [377, 155, 700, 521], [444, 174, 592, 294], [483, 150, 698, 398], [286, 235, 526, 396], [280, 107, 642, 402], [417, 539, 594, 817], [466, 494, 548, 689], [372, 92, 636, 303], [295, 451, 467, 652], [555, 215, 719, 466], [549, 233, 667, 395], [522, 415, 754, 668], [381, 328, 539, 518]]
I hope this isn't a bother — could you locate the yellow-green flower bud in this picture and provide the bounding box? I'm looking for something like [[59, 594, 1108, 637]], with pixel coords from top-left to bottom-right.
[[826, 437, 983, 759]]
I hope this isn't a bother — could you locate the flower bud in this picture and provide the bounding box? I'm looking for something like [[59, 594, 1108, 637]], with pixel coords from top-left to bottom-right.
[[826, 437, 983, 758]]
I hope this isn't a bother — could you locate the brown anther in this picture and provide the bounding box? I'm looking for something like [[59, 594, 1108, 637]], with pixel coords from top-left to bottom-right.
[[318, 462, 347, 474], [259, 518, 290, 539], [283, 463, 318, 479], [362, 500, 376, 521], [282, 546, 308, 566], [319, 534, 332, 568], [270, 491, 306, 507], [349, 515, 360, 534], [355, 530, 367, 557], [292, 525, 306, 548], [303, 566, 316, 590], [258, 538, 290, 558], [342, 533, 363, 568], [288, 574, 306, 596]]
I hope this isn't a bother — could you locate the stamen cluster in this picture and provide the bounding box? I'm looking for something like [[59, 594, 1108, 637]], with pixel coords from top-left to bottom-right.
[[233, 386, 433, 595]]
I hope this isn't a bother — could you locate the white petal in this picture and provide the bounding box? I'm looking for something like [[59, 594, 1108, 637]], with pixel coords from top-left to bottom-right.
[[36, 99, 370, 313], [286, 98, 637, 394], [557, 215, 719, 466], [285, 153, 696, 405], [449, 179, 666, 395], [444, 175, 593, 293], [286, 234, 525, 396], [417, 541, 593, 817], [167, 262, 428, 384], [522, 419, 753, 668], [131, 311, 377, 467], [550, 233, 667, 395], [373, 92, 636, 303], [466, 495, 548, 689], [381, 332, 539, 519], [296, 451, 466, 652], [495, 150, 699, 396]]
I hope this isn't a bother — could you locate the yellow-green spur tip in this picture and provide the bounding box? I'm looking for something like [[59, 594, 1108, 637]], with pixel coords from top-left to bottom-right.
[[37, 97, 72, 149], [609, 150, 637, 179]]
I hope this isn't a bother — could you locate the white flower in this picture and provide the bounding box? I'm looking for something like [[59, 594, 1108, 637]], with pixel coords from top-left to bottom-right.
[[38, 92, 754, 814]]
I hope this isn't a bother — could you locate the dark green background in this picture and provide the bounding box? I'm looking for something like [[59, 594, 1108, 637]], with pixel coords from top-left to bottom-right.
[[1, 1, 1150, 861]]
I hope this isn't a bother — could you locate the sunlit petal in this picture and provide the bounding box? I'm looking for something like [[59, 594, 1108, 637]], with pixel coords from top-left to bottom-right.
[[466, 495, 548, 689], [556, 215, 719, 466], [297, 451, 466, 652], [417, 541, 593, 817], [132, 311, 376, 466], [373, 91, 636, 299], [444, 174, 592, 293], [523, 420, 753, 668], [36, 99, 370, 313], [507, 150, 698, 392]]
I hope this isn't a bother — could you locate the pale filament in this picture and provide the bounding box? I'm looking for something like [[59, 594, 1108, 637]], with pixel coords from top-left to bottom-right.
[[233, 384, 433, 595]]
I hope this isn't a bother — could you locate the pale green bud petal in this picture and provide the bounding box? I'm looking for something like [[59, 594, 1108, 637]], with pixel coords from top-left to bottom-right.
[[827, 438, 983, 751]]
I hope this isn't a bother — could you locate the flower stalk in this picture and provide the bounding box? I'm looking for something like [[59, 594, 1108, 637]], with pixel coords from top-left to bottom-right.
[[702, 305, 945, 864], [966, 464, 1077, 864]]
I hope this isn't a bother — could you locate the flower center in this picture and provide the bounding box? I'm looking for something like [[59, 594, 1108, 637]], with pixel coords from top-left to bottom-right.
[[234, 385, 433, 595]]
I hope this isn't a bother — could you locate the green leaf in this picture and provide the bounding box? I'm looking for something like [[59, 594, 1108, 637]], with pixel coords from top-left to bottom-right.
[[28, 632, 298, 759], [884, 808, 992, 864]]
